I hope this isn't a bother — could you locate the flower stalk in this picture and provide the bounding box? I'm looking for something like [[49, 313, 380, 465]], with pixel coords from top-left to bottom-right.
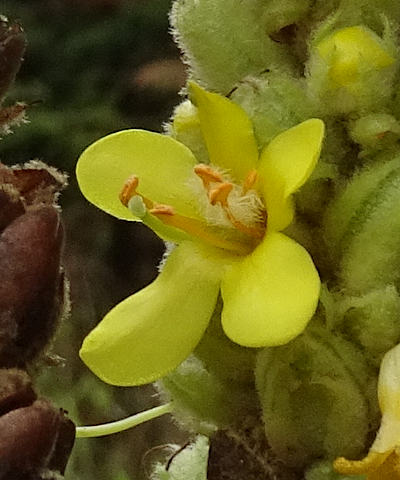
[[75, 402, 174, 438]]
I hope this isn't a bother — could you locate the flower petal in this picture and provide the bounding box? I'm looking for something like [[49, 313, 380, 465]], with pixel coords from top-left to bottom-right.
[[334, 344, 400, 479], [189, 82, 258, 182], [79, 242, 224, 386], [369, 343, 400, 458], [221, 231, 320, 347], [76, 129, 201, 221], [334, 451, 391, 477], [257, 119, 324, 231]]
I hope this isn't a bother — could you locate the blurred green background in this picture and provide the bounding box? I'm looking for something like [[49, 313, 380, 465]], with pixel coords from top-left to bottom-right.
[[0, 1, 188, 478]]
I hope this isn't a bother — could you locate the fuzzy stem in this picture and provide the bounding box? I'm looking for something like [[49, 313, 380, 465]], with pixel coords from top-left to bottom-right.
[[75, 402, 174, 438]]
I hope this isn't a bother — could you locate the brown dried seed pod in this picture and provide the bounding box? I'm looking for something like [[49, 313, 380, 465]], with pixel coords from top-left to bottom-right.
[[12, 162, 67, 207], [0, 399, 75, 476], [0, 370, 76, 478], [0, 205, 65, 367], [0, 161, 68, 210]]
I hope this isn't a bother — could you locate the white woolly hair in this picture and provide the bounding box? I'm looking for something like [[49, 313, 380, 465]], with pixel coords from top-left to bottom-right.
[[188, 164, 265, 230]]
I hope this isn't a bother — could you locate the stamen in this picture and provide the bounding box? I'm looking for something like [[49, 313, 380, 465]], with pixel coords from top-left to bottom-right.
[[119, 175, 153, 209], [209, 182, 233, 206], [119, 174, 256, 254], [242, 169, 258, 194], [194, 164, 224, 188], [150, 207, 251, 254], [150, 204, 175, 216], [205, 175, 266, 239], [194, 164, 266, 240], [119, 175, 139, 206]]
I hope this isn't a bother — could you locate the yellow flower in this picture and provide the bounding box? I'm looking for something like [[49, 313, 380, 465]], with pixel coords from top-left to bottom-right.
[[76, 83, 324, 386], [334, 343, 400, 479]]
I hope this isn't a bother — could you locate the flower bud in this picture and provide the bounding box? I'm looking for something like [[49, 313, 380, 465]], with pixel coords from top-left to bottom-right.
[[349, 113, 400, 154], [307, 25, 397, 113], [255, 325, 376, 468], [229, 72, 313, 147], [324, 151, 400, 294], [335, 286, 400, 363], [170, 0, 292, 92]]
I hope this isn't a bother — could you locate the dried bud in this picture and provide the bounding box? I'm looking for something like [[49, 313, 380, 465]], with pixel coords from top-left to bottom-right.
[[0, 399, 75, 477], [0, 161, 67, 210], [0, 205, 65, 367], [0, 162, 68, 367], [0, 370, 75, 478]]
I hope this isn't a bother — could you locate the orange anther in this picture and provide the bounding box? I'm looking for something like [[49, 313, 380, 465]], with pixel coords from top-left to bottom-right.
[[194, 164, 224, 188], [209, 182, 233, 206], [149, 204, 175, 216], [119, 175, 139, 206], [242, 169, 258, 194]]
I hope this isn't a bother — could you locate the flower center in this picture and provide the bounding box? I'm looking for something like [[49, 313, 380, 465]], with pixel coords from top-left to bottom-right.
[[193, 164, 267, 240], [119, 164, 267, 255]]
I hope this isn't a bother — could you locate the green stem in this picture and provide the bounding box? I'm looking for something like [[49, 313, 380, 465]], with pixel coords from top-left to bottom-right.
[[75, 402, 174, 438]]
